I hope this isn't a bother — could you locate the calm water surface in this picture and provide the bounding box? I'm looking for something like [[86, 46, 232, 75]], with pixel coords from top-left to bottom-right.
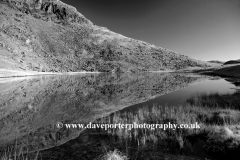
[[122, 77, 237, 112], [0, 73, 238, 160]]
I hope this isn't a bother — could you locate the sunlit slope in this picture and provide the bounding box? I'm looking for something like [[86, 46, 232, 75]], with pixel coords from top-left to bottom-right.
[[0, 0, 211, 72]]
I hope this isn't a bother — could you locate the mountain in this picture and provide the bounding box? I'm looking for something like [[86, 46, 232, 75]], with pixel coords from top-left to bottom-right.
[[0, 0, 211, 73]]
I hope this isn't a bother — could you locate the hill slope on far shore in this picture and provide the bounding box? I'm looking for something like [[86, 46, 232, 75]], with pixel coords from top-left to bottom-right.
[[0, 0, 211, 73]]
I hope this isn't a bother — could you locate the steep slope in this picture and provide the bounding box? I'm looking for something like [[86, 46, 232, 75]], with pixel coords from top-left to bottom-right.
[[0, 0, 211, 73]]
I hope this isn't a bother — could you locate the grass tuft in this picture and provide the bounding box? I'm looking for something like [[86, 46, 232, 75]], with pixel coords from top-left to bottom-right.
[[98, 150, 128, 160]]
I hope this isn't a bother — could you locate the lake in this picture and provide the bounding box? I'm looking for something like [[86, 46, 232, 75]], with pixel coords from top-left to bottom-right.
[[0, 73, 238, 160]]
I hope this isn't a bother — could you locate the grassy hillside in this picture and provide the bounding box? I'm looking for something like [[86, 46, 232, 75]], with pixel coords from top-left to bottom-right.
[[0, 0, 211, 73]]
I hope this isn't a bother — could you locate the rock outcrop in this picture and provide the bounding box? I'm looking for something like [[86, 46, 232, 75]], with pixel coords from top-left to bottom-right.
[[0, 0, 211, 72], [1, 0, 91, 24]]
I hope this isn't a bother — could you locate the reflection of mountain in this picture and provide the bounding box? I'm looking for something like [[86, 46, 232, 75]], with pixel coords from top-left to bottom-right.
[[0, 73, 206, 153]]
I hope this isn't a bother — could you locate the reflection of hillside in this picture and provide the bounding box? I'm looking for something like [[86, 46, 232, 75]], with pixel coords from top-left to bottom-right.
[[224, 78, 240, 87], [0, 73, 205, 153]]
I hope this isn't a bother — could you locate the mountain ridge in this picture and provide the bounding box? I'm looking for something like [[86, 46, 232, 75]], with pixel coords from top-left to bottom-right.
[[0, 0, 211, 73]]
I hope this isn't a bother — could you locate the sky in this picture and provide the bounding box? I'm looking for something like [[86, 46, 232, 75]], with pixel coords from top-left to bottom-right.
[[61, 0, 240, 61]]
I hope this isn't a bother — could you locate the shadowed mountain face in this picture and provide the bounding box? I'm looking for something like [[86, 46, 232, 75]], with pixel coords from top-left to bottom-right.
[[0, 0, 211, 73], [0, 73, 206, 153]]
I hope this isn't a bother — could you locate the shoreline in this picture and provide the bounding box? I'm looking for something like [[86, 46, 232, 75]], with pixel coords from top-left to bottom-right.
[[193, 64, 240, 78], [0, 69, 176, 78], [0, 69, 101, 78], [1, 64, 239, 79]]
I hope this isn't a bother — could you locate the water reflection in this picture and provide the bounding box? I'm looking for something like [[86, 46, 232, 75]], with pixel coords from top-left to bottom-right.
[[0, 73, 206, 155], [39, 81, 239, 160], [122, 77, 237, 112]]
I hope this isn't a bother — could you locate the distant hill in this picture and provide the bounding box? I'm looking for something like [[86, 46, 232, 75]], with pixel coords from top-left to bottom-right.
[[224, 59, 240, 65], [0, 0, 211, 73]]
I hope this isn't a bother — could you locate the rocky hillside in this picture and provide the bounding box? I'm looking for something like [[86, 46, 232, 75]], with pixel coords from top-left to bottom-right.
[[0, 0, 211, 73]]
